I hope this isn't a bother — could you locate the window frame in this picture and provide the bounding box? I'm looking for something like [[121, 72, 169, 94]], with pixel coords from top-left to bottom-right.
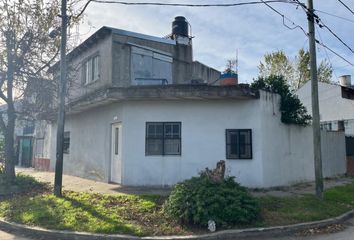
[[82, 53, 100, 85], [145, 122, 181, 156], [225, 129, 252, 160]]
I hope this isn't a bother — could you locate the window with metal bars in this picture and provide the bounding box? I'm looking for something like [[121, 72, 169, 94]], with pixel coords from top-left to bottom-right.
[[226, 129, 252, 159], [146, 122, 181, 156]]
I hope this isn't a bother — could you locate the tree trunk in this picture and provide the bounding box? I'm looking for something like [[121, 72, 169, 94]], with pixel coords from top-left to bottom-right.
[[4, 106, 16, 183], [3, 30, 16, 183]]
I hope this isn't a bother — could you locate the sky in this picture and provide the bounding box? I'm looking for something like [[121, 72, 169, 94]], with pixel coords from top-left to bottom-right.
[[76, 0, 354, 84]]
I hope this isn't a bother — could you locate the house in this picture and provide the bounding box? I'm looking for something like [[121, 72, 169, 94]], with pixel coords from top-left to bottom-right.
[[41, 17, 346, 188], [296, 76, 354, 175], [0, 102, 35, 168]]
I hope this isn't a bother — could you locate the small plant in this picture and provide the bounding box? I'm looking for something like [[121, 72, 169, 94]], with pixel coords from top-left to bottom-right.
[[251, 75, 311, 125], [224, 59, 237, 74], [163, 168, 260, 227]]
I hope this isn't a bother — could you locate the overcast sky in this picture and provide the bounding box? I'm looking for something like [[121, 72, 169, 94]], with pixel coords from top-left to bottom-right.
[[77, 0, 354, 84]]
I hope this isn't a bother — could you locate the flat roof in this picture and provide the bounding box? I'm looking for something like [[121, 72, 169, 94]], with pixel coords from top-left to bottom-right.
[[67, 84, 259, 114]]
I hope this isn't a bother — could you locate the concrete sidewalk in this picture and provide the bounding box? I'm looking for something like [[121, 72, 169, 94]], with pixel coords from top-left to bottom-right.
[[16, 167, 354, 196], [16, 167, 171, 195]]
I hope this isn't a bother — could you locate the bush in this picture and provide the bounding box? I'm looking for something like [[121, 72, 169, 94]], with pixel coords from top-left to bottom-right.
[[163, 174, 260, 227]]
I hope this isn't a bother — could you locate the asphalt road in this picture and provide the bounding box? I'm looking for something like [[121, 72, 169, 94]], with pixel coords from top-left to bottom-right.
[[1, 219, 354, 240]]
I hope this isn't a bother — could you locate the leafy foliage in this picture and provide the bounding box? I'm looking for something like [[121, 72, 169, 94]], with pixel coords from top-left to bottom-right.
[[163, 173, 260, 227], [251, 76, 312, 125], [258, 48, 333, 90]]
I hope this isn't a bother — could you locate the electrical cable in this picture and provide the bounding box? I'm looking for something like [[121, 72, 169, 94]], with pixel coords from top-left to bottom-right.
[[315, 25, 337, 79], [314, 9, 354, 23], [91, 0, 294, 7], [261, 0, 354, 66], [337, 0, 354, 15]]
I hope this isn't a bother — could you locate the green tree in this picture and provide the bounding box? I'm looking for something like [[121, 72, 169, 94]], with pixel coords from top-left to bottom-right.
[[258, 48, 333, 90], [0, 0, 81, 183]]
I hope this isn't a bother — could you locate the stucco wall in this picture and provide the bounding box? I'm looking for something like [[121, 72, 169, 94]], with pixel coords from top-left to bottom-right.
[[121, 99, 263, 187], [297, 82, 354, 121], [49, 103, 124, 182], [48, 91, 346, 188], [260, 91, 346, 187], [64, 34, 113, 101]]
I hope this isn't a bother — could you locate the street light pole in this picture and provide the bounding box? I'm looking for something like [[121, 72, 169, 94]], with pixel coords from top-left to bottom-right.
[[54, 0, 68, 197], [307, 0, 323, 199]]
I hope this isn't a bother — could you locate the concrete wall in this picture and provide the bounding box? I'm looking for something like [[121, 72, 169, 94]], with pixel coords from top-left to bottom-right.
[[260, 91, 346, 187], [192, 61, 221, 84], [65, 34, 113, 101], [121, 99, 263, 187], [297, 82, 354, 136], [48, 91, 346, 187], [49, 103, 124, 182], [321, 130, 346, 177]]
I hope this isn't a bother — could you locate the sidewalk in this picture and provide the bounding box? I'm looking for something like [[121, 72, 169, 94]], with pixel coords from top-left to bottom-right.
[[16, 167, 171, 196], [16, 167, 354, 196]]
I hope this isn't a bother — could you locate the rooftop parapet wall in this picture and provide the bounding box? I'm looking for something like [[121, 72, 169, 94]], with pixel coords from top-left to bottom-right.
[[66, 84, 259, 114]]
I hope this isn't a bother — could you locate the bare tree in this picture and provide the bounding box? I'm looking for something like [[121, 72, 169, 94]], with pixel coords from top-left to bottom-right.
[[0, 0, 83, 183]]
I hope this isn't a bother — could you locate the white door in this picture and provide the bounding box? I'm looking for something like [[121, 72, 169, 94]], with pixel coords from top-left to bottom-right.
[[111, 123, 122, 183]]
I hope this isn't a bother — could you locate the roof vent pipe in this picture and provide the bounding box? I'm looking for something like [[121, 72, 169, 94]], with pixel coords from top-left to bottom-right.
[[339, 75, 351, 87]]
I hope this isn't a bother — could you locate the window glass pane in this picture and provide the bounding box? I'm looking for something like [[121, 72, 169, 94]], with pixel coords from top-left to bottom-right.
[[147, 123, 163, 138], [146, 139, 163, 155], [63, 131, 70, 154], [240, 131, 251, 144], [240, 145, 252, 158], [164, 139, 180, 155], [115, 127, 119, 155], [165, 123, 180, 139], [93, 56, 99, 80]]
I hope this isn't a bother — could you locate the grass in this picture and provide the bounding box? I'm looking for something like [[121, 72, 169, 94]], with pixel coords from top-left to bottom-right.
[[0, 178, 354, 236], [257, 184, 354, 227], [0, 191, 187, 236]]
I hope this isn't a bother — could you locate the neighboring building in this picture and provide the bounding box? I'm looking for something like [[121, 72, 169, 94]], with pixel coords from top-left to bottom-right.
[[0, 103, 35, 168], [296, 76, 354, 135], [296, 75, 354, 175], [42, 17, 346, 188]]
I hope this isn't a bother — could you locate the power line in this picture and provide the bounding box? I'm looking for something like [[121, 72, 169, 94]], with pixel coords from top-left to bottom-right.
[[315, 25, 337, 79], [91, 0, 293, 7], [316, 40, 353, 66], [260, 0, 308, 35], [314, 9, 354, 23], [337, 0, 354, 15], [315, 18, 354, 54], [261, 0, 354, 67]]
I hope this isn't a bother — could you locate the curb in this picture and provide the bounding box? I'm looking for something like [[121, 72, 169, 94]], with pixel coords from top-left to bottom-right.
[[1, 209, 354, 240]]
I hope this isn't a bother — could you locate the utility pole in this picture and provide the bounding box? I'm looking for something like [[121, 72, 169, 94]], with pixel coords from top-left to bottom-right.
[[307, 0, 323, 199], [54, 0, 68, 197]]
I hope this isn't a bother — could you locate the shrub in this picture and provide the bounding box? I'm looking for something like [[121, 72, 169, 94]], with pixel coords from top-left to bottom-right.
[[163, 174, 260, 227]]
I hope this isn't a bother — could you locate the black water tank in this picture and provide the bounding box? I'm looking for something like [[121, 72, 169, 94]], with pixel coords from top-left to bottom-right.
[[172, 16, 188, 37]]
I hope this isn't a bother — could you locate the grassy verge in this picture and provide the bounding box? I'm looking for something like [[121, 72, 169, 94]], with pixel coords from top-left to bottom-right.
[[257, 184, 354, 226], [0, 181, 354, 236]]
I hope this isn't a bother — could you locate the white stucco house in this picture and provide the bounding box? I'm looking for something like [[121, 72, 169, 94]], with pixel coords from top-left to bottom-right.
[[39, 17, 346, 188]]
